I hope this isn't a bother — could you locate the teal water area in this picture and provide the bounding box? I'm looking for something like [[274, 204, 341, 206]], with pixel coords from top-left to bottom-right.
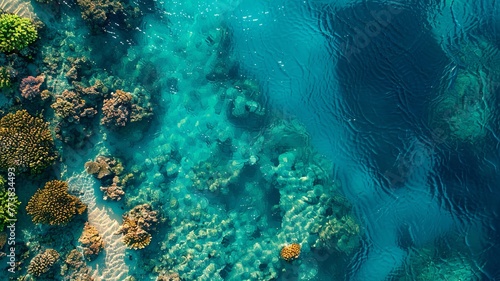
[[0, 0, 499, 280]]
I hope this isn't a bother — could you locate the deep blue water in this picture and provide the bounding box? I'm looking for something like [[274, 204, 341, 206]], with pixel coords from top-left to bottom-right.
[[230, 0, 500, 280]]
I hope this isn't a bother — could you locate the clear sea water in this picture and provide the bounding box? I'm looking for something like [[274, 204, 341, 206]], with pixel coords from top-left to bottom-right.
[[1, 0, 500, 280]]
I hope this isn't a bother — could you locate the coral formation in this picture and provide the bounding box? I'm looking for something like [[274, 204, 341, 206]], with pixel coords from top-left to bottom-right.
[[117, 204, 158, 249], [51, 89, 98, 123], [65, 57, 91, 81], [280, 243, 301, 261], [79, 222, 105, 261], [61, 249, 95, 281], [27, 248, 60, 277], [0, 110, 57, 174], [190, 157, 243, 193], [0, 14, 37, 53], [157, 272, 181, 281], [100, 176, 125, 200], [26, 180, 87, 225], [19, 75, 45, 100], [0, 66, 13, 88], [76, 0, 124, 29], [86, 156, 131, 201], [101, 89, 151, 127]]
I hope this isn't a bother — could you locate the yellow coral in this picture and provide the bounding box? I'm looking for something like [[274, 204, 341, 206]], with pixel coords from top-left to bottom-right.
[[27, 249, 60, 277], [123, 230, 151, 250], [280, 243, 301, 261], [26, 180, 87, 225], [0, 110, 57, 173]]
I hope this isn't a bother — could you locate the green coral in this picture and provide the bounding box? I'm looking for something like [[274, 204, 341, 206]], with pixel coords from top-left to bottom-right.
[[0, 14, 38, 53], [0, 110, 57, 174], [0, 67, 12, 88], [0, 175, 20, 231]]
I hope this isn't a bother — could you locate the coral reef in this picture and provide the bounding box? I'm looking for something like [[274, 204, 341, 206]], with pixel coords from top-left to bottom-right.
[[280, 243, 301, 262], [79, 222, 105, 261], [85, 155, 131, 200], [61, 249, 95, 281], [189, 158, 242, 193], [76, 0, 124, 29], [85, 156, 117, 179], [0, 110, 57, 174], [19, 75, 45, 100], [100, 176, 125, 200], [117, 204, 158, 249], [0, 14, 37, 53], [27, 249, 60, 277], [101, 89, 152, 128], [65, 57, 91, 81], [26, 180, 87, 225], [51, 89, 98, 123], [157, 272, 181, 281], [0, 66, 14, 88]]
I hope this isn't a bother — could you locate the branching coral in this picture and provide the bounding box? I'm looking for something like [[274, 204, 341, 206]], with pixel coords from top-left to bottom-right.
[[100, 176, 125, 200], [0, 66, 14, 88], [76, 0, 124, 29], [280, 243, 301, 262], [20, 75, 44, 100], [79, 222, 105, 261], [27, 249, 60, 277], [51, 89, 97, 123], [0, 14, 38, 53], [101, 89, 132, 127], [116, 204, 158, 249], [101, 89, 151, 128], [0, 110, 57, 174], [26, 180, 87, 225]]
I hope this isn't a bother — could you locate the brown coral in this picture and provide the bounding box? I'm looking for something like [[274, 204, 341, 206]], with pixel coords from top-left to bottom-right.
[[51, 89, 97, 123], [280, 243, 301, 262], [117, 204, 158, 249], [101, 89, 133, 127], [0, 110, 57, 174], [101, 90, 152, 128], [20, 75, 44, 100], [63, 249, 95, 281], [79, 223, 105, 261], [27, 249, 60, 277], [26, 180, 87, 225], [157, 272, 181, 281], [100, 176, 125, 200], [84, 156, 113, 179]]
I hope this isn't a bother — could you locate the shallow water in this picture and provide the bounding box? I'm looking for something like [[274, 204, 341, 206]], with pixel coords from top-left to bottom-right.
[[1, 0, 499, 280]]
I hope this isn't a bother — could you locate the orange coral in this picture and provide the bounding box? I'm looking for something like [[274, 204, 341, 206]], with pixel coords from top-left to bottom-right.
[[79, 222, 105, 261], [280, 243, 301, 262], [26, 180, 87, 225]]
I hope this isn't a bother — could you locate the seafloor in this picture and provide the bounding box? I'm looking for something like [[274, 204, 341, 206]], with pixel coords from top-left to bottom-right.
[[0, 0, 499, 280]]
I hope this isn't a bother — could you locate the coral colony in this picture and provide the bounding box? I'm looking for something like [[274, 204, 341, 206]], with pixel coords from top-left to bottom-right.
[[0, 0, 496, 280]]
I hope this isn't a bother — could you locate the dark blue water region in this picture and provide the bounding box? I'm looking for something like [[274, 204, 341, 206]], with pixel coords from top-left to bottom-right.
[[230, 0, 500, 280]]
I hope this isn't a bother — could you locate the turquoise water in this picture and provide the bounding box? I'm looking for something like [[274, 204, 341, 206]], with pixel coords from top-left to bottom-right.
[[0, 0, 499, 280]]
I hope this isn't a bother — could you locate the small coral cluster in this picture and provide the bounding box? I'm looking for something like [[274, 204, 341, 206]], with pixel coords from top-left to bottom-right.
[[0, 110, 57, 174], [78, 222, 105, 261], [101, 89, 151, 128], [26, 180, 87, 225], [52, 89, 98, 123], [0, 66, 13, 88], [280, 243, 301, 262], [0, 14, 38, 53], [190, 157, 243, 193], [86, 155, 132, 200], [117, 204, 158, 249], [20, 75, 45, 100], [61, 249, 95, 281], [27, 249, 60, 277]]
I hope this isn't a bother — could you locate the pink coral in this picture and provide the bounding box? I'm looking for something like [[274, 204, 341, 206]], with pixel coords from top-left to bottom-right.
[[20, 75, 44, 100]]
